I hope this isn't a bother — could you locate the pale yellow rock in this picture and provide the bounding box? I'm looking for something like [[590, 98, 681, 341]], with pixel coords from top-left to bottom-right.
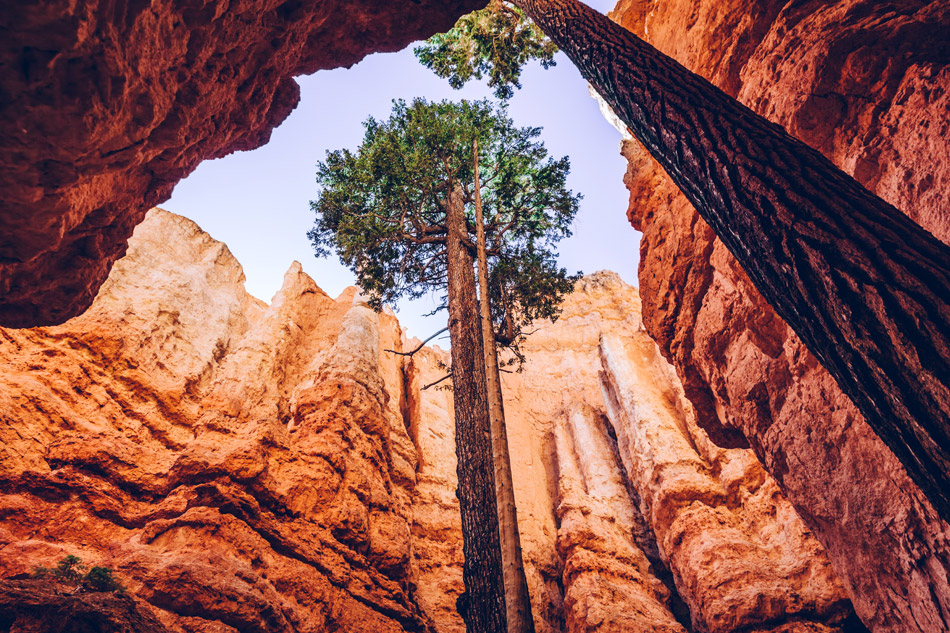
[[555, 406, 684, 633], [599, 335, 853, 633]]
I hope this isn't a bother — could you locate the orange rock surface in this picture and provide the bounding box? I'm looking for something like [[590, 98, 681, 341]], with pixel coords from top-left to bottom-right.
[[0, 0, 483, 328], [0, 209, 857, 631], [531, 275, 850, 633], [0, 210, 429, 632], [608, 1, 950, 630]]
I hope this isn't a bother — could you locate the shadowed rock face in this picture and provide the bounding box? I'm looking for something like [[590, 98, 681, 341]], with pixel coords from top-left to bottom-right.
[[608, 1, 950, 630], [0, 0, 484, 328], [0, 579, 172, 633], [0, 209, 857, 632]]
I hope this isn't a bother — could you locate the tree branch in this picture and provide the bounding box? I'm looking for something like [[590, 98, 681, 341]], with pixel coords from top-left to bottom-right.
[[422, 373, 453, 390], [385, 326, 449, 357], [415, 249, 448, 280]]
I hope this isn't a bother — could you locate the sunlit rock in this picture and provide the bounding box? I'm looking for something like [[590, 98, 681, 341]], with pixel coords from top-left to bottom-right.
[[0, 209, 858, 632]]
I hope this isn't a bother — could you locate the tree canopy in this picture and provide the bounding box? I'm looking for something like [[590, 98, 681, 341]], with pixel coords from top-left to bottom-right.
[[309, 98, 580, 345], [310, 96, 581, 631], [414, 0, 556, 100]]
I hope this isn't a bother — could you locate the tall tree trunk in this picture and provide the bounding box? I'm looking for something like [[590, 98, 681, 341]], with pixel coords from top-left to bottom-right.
[[445, 182, 508, 632], [473, 139, 535, 633], [515, 0, 950, 523]]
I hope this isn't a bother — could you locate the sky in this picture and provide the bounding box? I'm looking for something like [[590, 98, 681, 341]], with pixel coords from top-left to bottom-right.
[[165, 0, 639, 340]]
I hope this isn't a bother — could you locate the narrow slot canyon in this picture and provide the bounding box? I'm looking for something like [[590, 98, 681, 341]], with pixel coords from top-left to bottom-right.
[[1, 1, 948, 632]]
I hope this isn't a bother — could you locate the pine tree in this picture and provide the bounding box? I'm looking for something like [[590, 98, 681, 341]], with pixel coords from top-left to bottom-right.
[[309, 98, 579, 631]]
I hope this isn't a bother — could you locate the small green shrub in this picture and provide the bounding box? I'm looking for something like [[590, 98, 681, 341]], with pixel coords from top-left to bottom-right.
[[54, 554, 85, 582], [30, 555, 125, 593], [80, 566, 124, 593]]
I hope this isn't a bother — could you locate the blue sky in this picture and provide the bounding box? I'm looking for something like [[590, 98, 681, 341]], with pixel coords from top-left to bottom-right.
[[165, 0, 638, 340]]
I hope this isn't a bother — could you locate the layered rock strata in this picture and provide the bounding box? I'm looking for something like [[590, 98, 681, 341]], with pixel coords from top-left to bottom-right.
[[600, 336, 852, 633], [0, 209, 858, 632], [495, 272, 849, 633], [0, 210, 429, 632], [553, 406, 684, 633], [0, 0, 483, 327], [607, 1, 950, 630]]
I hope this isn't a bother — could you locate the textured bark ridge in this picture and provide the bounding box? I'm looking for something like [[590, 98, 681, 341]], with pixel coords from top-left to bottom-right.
[[473, 141, 535, 633], [0, 209, 858, 632], [0, 0, 483, 328], [444, 185, 507, 631], [515, 0, 950, 531], [605, 1, 950, 630]]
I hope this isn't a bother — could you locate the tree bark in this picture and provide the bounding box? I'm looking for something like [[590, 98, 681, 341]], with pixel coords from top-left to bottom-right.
[[514, 0, 950, 522], [473, 139, 535, 633], [445, 182, 508, 632]]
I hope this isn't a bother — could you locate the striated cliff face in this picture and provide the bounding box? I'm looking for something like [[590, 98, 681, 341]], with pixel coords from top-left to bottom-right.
[[607, 1, 950, 631], [0, 0, 484, 328], [0, 210, 430, 632], [0, 209, 860, 632], [599, 337, 852, 633]]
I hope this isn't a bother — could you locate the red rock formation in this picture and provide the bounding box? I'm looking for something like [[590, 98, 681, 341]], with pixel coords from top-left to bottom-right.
[[0, 209, 859, 632], [0, 210, 431, 632], [0, 0, 484, 328], [608, 1, 950, 630], [503, 272, 854, 633], [406, 345, 466, 633]]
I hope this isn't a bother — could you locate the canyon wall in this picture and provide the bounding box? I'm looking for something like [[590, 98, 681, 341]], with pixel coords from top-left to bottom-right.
[[0, 208, 860, 632], [0, 209, 432, 632], [607, 1, 950, 631], [0, 0, 484, 328]]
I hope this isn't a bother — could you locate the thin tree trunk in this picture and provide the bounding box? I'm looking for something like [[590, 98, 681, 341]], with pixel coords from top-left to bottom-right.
[[515, 0, 950, 522], [473, 138, 535, 633], [445, 182, 508, 632]]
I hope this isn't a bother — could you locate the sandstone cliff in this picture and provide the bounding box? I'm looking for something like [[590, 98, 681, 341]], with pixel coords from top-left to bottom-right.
[[0, 208, 859, 632], [0, 210, 430, 632], [0, 0, 484, 328], [607, 1, 950, 631]]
